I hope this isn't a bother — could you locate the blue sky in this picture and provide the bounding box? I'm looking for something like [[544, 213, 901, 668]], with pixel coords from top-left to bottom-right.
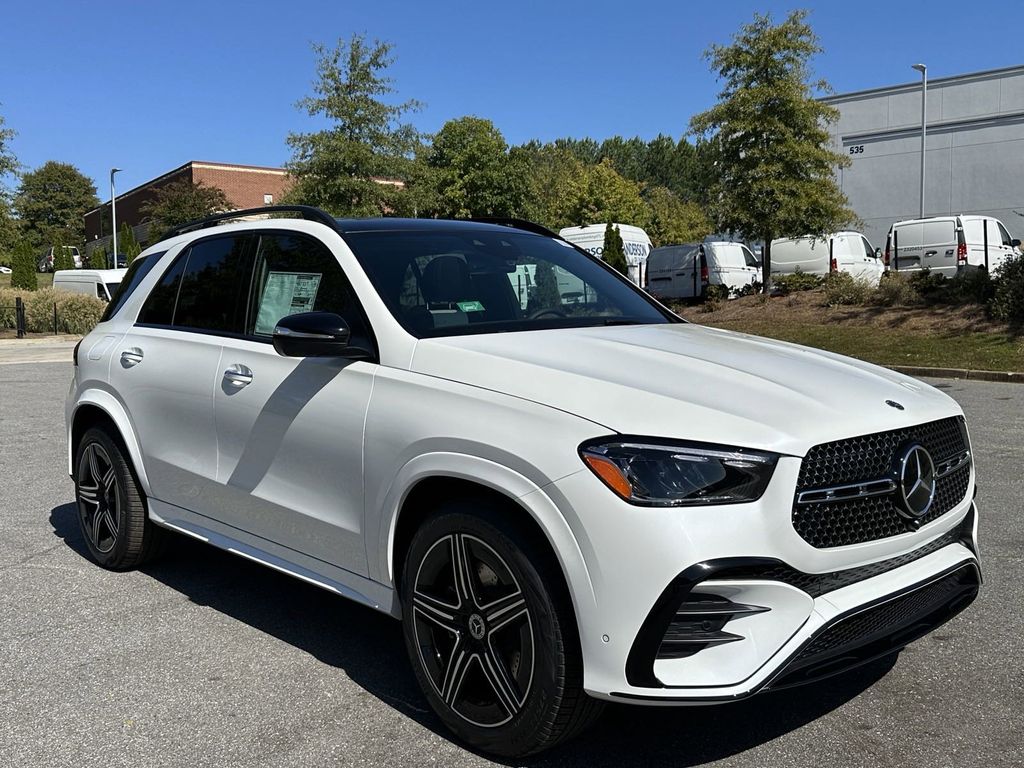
[[3, 0, 1023, 198]]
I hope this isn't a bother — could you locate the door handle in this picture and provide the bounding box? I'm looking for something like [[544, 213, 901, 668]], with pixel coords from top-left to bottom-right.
[[120, 347, 144, 367], [924, 250, 938, 257], [223, 364, 254, 387]]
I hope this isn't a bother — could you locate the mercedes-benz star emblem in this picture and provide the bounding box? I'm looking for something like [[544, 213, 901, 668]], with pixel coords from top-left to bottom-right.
[[895, 443, 936, 519], [468, 613, 486, 640]]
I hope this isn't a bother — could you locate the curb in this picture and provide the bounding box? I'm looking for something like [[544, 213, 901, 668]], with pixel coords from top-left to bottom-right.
[[0, 335, 82, 347], [890, 365, 1024, 383]]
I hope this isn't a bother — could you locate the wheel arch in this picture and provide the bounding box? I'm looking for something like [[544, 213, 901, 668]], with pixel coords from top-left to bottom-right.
[[378, 455, 596, 628], [68, 392, 150, 494]]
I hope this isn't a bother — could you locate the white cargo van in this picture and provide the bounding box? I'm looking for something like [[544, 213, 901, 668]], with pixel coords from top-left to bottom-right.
[[770, 231, 884, 284], [884, 215, 1020, 277], [53, 269, 127, 301], [645, 241, 759, 299], [558, 224, 652, 286]]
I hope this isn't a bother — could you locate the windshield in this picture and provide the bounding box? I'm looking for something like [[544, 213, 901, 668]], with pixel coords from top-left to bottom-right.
[[344, 227, 673, 338]]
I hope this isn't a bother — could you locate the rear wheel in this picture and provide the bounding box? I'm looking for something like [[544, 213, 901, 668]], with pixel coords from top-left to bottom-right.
[[400, 500, 602, 757], [74, 426, 163, 569]]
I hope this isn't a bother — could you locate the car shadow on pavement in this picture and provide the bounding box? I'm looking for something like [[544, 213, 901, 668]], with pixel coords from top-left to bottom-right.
[[50, 502, 896, 766]]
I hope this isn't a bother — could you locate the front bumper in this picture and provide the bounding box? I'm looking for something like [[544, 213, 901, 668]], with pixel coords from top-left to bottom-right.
[[552, 450, 981, 703]]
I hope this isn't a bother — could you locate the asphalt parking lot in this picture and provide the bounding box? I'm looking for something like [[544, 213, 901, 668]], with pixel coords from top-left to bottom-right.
[[1, 360, 1021, 768]]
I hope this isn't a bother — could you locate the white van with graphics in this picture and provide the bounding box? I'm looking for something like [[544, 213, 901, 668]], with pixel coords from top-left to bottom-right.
[[645, 241, 759, 299], [771, 232, 884, 283], [559, 224, 652, 286], [884, 215, 1020, 277]]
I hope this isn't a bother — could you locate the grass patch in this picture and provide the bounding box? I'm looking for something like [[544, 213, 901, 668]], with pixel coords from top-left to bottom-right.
[[0, 273, 54, 290], [674, 291, 1024, 373]]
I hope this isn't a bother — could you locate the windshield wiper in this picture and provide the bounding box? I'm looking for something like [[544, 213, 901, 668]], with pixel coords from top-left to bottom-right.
[[602, 318, 645, 326]]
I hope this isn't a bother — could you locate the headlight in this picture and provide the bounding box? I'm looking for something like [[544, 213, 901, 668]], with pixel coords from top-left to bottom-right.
[[579, 438, 779, 507]]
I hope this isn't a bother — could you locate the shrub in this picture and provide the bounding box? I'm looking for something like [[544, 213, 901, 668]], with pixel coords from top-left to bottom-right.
[[989, 254, 1024, 323], [772, 270, 823, 295], [602, 224, 628, 276], [90, 247, 107, 270], [823, 271, 871, 306], [10, 241, 37, 291], [871, 271, 919, 306], [120, 223, 142, 264], [736, 280, 763, 298], [52, 245, 75, 272], [906, 269, 948, 301], [3, 287, 105, 334], [704, 284, 730, 302]]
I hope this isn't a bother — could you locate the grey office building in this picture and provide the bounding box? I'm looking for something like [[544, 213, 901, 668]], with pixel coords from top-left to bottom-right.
[[822, 64, 1024, 248]]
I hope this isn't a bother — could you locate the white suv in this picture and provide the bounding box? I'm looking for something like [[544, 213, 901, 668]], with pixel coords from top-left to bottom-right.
[[66, 207, 981, 757]]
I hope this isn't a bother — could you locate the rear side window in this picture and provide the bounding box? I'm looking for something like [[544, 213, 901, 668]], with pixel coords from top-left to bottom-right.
[[740, 246, 759, 267], [246, 232, 371, 347], [138, 253, 188, 326], [104, 252, 165, 321], [894, 223, 923, 248], [922, 221, 955, 246], [173, 235, 253, 333]]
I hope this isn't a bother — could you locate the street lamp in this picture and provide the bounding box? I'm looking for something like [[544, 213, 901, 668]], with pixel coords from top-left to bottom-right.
[[110, 168, 122, 269], [912, 64, 927, 218]]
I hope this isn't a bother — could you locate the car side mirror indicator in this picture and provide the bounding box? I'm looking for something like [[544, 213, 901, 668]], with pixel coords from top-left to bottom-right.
[[272, 312, 368, 359]]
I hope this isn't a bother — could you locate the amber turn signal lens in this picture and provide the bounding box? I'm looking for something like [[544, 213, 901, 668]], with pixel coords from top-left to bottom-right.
[[582, 454, 633, 500]]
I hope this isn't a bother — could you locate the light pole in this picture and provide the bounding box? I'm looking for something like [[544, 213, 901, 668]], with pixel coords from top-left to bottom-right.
[[110, 168, 122, 268], [912, 64, 927, 218]]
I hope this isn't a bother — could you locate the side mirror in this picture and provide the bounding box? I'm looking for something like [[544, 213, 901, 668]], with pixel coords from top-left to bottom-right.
[[874, 247, 882, 258], [1012, 239, 1021, 248], [272, 312, 366, 358]]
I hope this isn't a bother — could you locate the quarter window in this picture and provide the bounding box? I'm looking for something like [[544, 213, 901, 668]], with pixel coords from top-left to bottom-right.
[[137, 252, 187, 326]]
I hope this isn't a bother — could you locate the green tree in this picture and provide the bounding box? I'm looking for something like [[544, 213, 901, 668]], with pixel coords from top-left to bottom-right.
[[0, 109, 19, 259], [0, 110, 16, 180], [90, 246, 107, 270], [529, 261, 562, 312], [11, 241, 37, 290], [286, 35, 426, 217], [52, 243, 75, 271], [689, 10, 854, 292], [602, 223, 628, 276], [140, 179, 229, 243], [119, 223, 142, 263], [427, 116, 527, 218], [579, 160, 648, 227], [13, 161, 99, 250], [644, 186, 712, 246], [516, 143, 590, 230]]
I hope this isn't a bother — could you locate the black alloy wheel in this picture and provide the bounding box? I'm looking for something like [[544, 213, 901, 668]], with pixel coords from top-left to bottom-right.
[[401, 502, 603, 757], [74, 426, 163, 569]]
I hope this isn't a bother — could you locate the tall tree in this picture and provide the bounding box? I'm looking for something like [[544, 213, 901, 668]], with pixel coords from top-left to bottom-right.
[[286, 35, 425, 217], [689, 10, 854, 291], [579, 159, 648, 227], [428, 117, 527, 218], [13, 161, 98, 250], [602, 223, 628, 276], [140, 179, 229, 243], [10, 241, 37, 290], [644, 186, 712, 246], [516, 143, 590, 230], [119, 223, 142, 262]]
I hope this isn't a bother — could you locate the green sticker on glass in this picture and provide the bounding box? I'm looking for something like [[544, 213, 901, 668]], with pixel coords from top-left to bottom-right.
[[457, 300, 485, 312]]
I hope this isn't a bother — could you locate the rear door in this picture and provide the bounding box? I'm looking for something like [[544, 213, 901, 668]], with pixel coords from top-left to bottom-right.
[[921, 219, 958, 275], [210, 230, 376, 574], [109, 233, 254, 513]]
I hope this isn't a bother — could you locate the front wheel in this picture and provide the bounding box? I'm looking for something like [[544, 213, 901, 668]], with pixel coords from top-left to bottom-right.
[[400, 502, 602, 757]]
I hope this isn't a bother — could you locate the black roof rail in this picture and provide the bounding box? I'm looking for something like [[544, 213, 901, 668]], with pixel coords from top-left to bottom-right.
[[162, 205, 339, 241], [468, 217, 562, 239]]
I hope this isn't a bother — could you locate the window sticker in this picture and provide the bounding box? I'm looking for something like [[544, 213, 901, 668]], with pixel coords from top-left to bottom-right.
[[456, 300, 485, 313], [255, 271, 322, 335]]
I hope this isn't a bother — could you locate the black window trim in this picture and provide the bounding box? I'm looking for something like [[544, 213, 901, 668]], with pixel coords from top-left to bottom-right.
[[133, 228, 379, 362]]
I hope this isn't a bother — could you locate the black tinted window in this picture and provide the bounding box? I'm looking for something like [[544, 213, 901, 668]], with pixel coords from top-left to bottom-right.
[[345, 228, 670, 338], [103, 252, 165, 321], [173, 236, 253, 333], [247, 233, 370, 346], [137, 252, 186, 325]]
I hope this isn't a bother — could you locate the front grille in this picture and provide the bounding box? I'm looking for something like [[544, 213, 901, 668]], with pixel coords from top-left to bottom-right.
[[793, 417, 970, 548], [770, 563, 980, 689]]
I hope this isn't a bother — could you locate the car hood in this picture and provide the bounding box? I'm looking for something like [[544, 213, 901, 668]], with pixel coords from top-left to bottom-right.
[[409, 323, 962, 456]]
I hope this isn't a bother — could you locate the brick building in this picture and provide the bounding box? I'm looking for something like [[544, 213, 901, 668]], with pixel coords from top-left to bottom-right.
[[84, 160, 293, 252]]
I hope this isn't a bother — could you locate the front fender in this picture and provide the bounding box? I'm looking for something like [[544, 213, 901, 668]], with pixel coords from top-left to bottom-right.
[[371, 452, 596, 622]]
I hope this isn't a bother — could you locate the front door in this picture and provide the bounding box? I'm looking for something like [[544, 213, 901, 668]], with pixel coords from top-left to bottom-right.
[[210, 230, 377, 575]]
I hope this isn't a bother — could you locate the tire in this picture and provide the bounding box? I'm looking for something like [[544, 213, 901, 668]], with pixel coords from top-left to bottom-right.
[[73, 425, 164, 569], [400, 499, 603, 757]]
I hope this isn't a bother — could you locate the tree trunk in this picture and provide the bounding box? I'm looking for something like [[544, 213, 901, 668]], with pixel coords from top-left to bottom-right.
[[761, 235, 772, 295]]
